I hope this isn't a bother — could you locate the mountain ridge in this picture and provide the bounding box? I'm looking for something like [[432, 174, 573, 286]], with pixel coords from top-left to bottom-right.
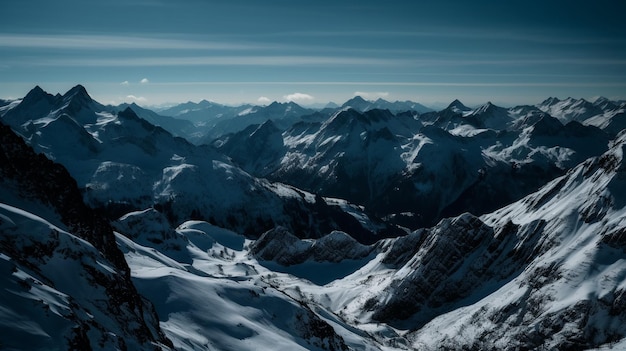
[[3, 84, 626, 350]]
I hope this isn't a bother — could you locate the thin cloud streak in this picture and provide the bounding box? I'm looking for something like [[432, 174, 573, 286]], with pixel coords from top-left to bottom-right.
[[145, 81, 626, 88], [231, 28, 626, 46], [0, 34, 266, 50], [16, 55, 407, 67], [9, 50, 625, 68]]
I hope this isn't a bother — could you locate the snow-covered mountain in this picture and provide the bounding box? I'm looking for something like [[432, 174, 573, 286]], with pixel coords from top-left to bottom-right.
[[62, 127, 626, 350], [114, 102, 197, 140], [3, 86, 626, 350], [156, 99, 321, 143], [153, 96, 432, 144], [196, 101, 320, 143], [216, 101, 613, 229], [118, 128, 626, 350], [0, 122, 173, 350], [537, 97, 626, 137], [157, 99, 253, 124], [1, 85, 397, 243], [341, 96, 433, 114]]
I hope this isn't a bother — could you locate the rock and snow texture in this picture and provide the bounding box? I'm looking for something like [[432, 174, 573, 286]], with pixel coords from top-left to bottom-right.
[[0, 122, 172, 350], [3, 86, 626, 350], [1, 85, 392, 242], [374, 131, 626, 349], [112, 128, 626, 349], [216, 100, 614, 229]]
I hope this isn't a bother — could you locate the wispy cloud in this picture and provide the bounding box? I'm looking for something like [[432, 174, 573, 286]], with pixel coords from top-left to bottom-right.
[[146, 81, 626, 88], [126, 95, 147, 102], [257, 96, 271, 104], [10, 54, 626, 69], [18, 55, 404, 67], [140, 78, 149, 84], [258, 28, 626, 46], [284, 93, 314, 103], [120, 80, 130, 86], [0, 34, 262, 50]]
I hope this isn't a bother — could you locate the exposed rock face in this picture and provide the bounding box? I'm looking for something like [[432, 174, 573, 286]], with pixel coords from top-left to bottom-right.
[[250, 227, 373, 266], [0, 121, 172, 350], [366, 131, 626, 349], [372, 213, 499, 324], [4, 85, 399, 244]]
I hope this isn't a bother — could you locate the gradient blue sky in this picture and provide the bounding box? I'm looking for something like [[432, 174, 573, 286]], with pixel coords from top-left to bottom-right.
[[1, 0, 625, 107]]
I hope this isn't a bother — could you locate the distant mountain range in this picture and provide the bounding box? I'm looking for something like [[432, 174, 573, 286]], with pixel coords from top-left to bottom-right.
[[215, 96, 622, 228], [2, 85, 626, 350], [133, 95, 433, 143]]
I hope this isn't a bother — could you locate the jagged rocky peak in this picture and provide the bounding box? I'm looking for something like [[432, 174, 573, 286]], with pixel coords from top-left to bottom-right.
[[116, 106, 164, 133], [63, 84, 90, 99], [323, 106, 394, 130], [362, 107, 395, 122], [540, 96, 561, 106], [249, 226, 308, 265], [250, 227, 374, 266], [322, 107, 363, 131], [445, 98, 472, 114], [22, 85, 51, 102], [118, 105, 141, 119], [474, 101, 495, 113], [62, 84, 94, 107], [341, 95, 370, 110], [594, 96, 619, 110], [17, 85, 58, 110], [311, 230, 372, 262], [197, 98, 214, 107], [251, 119, 280, 137], [528, 114, 564, 135]]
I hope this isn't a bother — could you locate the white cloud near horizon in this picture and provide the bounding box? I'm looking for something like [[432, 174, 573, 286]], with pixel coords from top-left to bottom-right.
[[140, 78, 149, 84], [126, 94, 147, 102], [121, 80, 130, 85], [283, 93, 314, 103], [257, 96, 271, 104]]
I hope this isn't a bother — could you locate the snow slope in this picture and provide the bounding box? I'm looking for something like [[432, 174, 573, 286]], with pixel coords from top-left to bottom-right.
[[3, 87, 626, 350], [1, 86, 394, 242], [217, 102, 612, 229], [0, 122, 172, 350], [104, 130, 626, 350]]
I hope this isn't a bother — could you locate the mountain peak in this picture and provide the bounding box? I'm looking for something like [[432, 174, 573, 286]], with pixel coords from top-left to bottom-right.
[[62, 84, 93, 106], [374, 97, 389, 104], [540, 97, 561, 106], [594, 96, 609, 103], [118, 106, 141, 120], [198, 99, 214, 107], [350, 95, 368, 103], [22, 85, 51, 103], [64, 84, 90, 98], [473, 101, 493, 114], [447, 99, 470, 111], [341, 96, 371, 111], [342, 96, 368, 105]]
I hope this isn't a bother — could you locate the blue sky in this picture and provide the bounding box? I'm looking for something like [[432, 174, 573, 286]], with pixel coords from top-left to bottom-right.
[[1, 0, 625, 107]]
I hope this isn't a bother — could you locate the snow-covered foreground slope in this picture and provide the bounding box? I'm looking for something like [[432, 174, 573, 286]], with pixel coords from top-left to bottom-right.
[[111, 131, 626, 350], [116, 220, 355, 351], [0, 122, 172, 350]]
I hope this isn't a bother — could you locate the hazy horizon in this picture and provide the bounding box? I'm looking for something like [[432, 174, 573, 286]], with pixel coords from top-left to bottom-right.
[[2, 0, 625, 106]]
